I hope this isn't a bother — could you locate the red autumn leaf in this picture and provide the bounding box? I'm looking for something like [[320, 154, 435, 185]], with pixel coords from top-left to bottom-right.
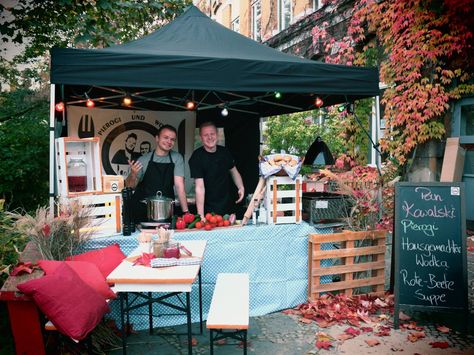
[[348, 318, 361, 327], [10, 262, 36, 276], [316, 340, 333, 350], [374, 326, 391, 337], [344, 327, 361, 336], [436, 325, 450, 333], [281, 309, 297, 315], [360, 327, 373, 333], [430, 341, 450, 349], [299, 318, 313, 324], [407, 331, 425, 342], [365, 338, 380, 347], [316, 319, 330, 328]]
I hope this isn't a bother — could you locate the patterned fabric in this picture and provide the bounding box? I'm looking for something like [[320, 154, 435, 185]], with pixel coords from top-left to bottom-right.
[[85, 222, 332, 331], [150, 257, 201, 268]]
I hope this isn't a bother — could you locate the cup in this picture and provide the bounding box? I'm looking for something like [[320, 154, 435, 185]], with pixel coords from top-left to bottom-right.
[[163, 242, 180, 259], [153, 240, 168, 258]]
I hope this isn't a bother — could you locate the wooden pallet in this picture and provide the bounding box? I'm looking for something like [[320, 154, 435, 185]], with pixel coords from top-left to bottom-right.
[[308, 230, 386, 300]]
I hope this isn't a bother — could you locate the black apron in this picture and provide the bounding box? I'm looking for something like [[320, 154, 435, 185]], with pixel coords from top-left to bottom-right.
[[131, 152, 175, 223]]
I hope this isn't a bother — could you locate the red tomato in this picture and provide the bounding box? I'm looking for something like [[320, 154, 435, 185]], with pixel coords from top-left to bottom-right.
[[195, 221, 203, 229], [217, 221, 224, 227], [175, 219, 186, 230], [205, 213, 213, 220], [216, 215, 223, 223], [209, 216, 217, 224], [183, 213, 195, 224], [223, 220, 230, 227], [204, 223, 213, 231]]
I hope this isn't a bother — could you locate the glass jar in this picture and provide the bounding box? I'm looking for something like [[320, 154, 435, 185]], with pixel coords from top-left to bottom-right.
[[67, 157, 87, 192]]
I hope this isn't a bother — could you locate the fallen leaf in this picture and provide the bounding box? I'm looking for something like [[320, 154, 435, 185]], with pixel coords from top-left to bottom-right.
[[374, 326, 391, 337], [399, 311, 411, 321], [361, 300, 371, 308], [344, 327, 361, 336], [299, 318, 312, 324], [10, 262, 36, 276], [336, 333, 354, 341], [407, 331, 425, 342], [436, 325, 450, 333], [430, 341, 450, 349], [390, 346, 403, 351], [216, 339, 227, 345], [316, 340, 333, 350], [316, 332, 334, 343], [378, 314, 390, 321], [348, 318, 361, 327], [374, 298, 388, 307], [360, 327, 373, 333], [365, 338, 380, 347]]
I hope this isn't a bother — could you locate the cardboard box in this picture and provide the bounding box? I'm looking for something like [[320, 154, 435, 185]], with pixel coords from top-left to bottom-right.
[[440, 137, 465, 182], [102, 175, 124, 193]]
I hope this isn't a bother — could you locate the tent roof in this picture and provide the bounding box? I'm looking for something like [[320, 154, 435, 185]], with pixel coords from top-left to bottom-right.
[[51, 5, 379, 117]]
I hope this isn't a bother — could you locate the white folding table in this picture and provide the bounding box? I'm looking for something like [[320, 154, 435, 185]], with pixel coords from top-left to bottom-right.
[[107, 240, 207, 355]]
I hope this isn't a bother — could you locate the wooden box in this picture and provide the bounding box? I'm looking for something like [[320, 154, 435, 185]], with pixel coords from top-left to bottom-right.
[[308, 230, 386, 301], [55, 137, 103, 197], [59, 194, 122, 237], [102, 175, 124, 194], [264, 175, 302, 224]]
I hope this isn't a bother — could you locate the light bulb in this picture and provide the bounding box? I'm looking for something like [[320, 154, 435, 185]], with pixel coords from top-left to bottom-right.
[[274, 92, 282, 99], [221, 107, 229, 117], [314, 97, 323, 108], [186, 101, 196, 110], [86, 99, 95, 108], [55, 102, 65, 112], [123, 96, 132, 106]]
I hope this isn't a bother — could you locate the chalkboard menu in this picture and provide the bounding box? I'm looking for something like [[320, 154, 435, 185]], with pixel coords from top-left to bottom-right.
[[394, 182, 467, 328]]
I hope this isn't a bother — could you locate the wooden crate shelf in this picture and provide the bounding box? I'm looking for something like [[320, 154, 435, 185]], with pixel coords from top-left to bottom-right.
[[308, 230, 386, 300]]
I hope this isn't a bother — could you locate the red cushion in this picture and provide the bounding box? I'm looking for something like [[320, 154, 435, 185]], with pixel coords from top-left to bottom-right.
[[38, 260, 116, 300], [17, 263, 110, 340], [66, 243, 125, 278]]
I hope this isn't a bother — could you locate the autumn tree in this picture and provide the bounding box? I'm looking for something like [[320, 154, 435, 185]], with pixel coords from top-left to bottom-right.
[[312, 0, 474, 165]]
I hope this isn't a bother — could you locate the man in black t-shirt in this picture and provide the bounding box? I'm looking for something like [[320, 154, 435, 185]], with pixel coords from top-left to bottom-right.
[[189, 122, 245, 218]]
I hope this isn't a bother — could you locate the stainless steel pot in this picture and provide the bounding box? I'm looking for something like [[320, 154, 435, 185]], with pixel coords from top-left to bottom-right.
[[144, 191, 174, 222]]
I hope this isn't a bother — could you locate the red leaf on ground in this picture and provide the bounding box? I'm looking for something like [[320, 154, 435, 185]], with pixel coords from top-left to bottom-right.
[[216, 339, 227, 345], [430, 341, 450, 349], [348, 318, 361, 327], [282, 309, 298, 315], [10, 262, 36, 276], [365, 338, 380, 347], [399, 311, 411, 321], [316, 319, 330, 328], [436, 325, 450, 333], [299, 318, 313, 324], [316, 340, 333, 350], [374, 326, 391, 337], [360, 327, 373, 333], [407, 331, 425, 342], [344, 327, 361, 336]]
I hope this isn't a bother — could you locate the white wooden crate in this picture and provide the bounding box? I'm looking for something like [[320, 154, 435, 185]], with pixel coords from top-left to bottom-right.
[[55, 137, 103, 197], [264, 175, 302, 224], [59, 194, 122, 237]]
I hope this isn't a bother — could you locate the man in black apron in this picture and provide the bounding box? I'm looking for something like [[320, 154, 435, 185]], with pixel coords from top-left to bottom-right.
[[125, 125, 189, 223]]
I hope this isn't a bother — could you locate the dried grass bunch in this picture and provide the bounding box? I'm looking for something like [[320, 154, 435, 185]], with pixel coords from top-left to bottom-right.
[[6, 200, 95, 260]]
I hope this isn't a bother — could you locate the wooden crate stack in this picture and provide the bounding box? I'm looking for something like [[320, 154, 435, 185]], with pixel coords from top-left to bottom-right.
[[308, 230, 386, 300], [265, 175, 302, 224]]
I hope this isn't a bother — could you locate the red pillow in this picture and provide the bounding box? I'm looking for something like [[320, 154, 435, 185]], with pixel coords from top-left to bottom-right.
[[66, 243, 125, 278], [17, 263, 110, 340], [38, 260, 116, 300]]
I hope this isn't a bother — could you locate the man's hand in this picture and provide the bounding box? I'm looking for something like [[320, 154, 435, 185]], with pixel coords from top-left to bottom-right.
[[128, 159, 142, 176], [236, 186, 245, 203]]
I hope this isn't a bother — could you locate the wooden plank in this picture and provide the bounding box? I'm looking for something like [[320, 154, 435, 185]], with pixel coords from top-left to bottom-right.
[[273, 179, 277, 223], [313, 275, 385, 293], [312, 260, 385, 276], [374, 237, 386, 293], [309, 230, 386, 243], [295, 179, 300, 222], [312, 245, 385, 259], [207, 273, 249, 330], [343, 240, 354, 296]]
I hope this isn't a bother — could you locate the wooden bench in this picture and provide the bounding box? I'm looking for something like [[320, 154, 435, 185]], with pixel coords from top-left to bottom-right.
[[207, 273, 249, 354]]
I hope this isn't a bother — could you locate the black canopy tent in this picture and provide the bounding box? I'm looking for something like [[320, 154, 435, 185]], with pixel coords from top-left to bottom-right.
[[49, 5, 379, 207]]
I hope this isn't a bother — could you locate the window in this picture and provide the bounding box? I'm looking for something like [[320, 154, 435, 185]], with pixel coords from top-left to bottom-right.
[[278, 0, 292, 31], [231, 16, 240, 33], [251, 0, 261, 42]]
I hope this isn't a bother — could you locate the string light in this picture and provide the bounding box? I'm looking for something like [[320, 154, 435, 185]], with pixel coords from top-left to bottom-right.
[[186, 100, 196, 110], [221, 107, 229, 117], [274, 91, 282, 99], [55, 102, 65, 112], [123, 96, 132, 106], [338, 104, 346, 112], [86, 98, 95, 108], [314, 97, 323, 108]]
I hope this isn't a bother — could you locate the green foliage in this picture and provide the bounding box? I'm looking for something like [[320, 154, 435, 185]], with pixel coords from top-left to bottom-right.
[[0, 210, 27, 286], [0, 89, 49, 211], [0, 0, 191, 86], [263, 110, 345, 158]]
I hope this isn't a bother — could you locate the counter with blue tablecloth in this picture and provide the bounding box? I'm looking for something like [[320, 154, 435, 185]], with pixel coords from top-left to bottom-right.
[[86, 222, 331, 330]]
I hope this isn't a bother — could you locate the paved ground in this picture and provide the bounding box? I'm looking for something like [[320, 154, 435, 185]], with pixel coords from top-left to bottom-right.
[[107, 235, 474, 355]]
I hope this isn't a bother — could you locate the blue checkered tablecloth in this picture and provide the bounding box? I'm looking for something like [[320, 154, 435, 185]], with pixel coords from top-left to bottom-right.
[[85, 222, 332, 330]]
